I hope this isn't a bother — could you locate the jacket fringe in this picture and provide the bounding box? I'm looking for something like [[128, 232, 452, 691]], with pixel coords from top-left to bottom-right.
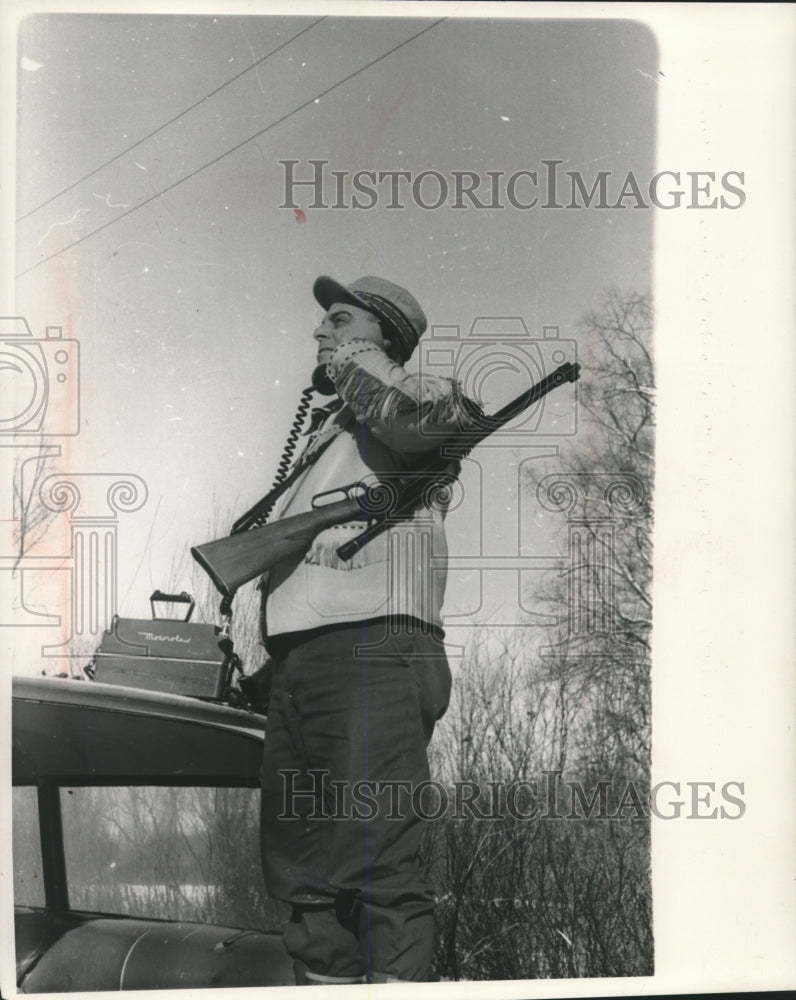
[[304, 524, 385, 571]]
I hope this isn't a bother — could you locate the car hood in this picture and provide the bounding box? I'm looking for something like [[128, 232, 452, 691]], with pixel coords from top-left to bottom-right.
[[12, 676, 267, 785], [18, 909, 293, 991]]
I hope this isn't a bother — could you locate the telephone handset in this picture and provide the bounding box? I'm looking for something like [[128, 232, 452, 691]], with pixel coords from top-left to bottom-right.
[[311, 363, 337, 396]]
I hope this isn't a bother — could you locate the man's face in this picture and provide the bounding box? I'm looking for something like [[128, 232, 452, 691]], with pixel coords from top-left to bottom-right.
[[313, 302, 392, 364]]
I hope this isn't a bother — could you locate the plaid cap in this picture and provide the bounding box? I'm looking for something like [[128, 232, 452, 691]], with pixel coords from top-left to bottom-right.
[[313, 275, 427, 362]]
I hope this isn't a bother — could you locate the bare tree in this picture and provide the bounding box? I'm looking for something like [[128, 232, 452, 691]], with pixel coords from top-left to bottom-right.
[[426, 625, 654, 980], [529, 287, 654, 773], [12, 447, 60, 566], [423, 289, 655, 981]]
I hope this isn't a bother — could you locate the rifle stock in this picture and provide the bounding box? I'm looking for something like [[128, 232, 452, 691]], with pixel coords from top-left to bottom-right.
[[191, 496, 365, 597]]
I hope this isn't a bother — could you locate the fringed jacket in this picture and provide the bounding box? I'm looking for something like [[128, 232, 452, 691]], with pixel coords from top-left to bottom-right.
[[262, 338, 478, 639]]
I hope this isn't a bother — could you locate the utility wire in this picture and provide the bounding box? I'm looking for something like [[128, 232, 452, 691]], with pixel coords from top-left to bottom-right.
[[18, 18, 444, 279], [16, 17, 326, 222]]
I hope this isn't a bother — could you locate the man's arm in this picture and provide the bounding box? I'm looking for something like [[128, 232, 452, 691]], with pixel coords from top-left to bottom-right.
[[324, 338, 478, 453]]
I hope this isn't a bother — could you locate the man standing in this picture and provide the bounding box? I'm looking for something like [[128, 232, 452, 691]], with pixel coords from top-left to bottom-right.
[[258, 275, 475, 985]]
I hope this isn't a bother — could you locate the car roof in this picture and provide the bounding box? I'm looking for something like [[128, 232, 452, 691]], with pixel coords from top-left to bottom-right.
[[12, 676, 267, 787]]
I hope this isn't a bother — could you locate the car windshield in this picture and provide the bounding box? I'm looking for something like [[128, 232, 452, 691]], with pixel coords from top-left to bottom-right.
[[12, 679, 288, 937], [59, 785, 270, 929]]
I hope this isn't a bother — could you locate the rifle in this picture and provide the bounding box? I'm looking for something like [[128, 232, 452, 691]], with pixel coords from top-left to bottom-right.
[[191, 362, 580, 598]]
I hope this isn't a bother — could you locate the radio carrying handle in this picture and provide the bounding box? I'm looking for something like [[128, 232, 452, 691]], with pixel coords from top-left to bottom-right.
[[150, 590, 196, 622]]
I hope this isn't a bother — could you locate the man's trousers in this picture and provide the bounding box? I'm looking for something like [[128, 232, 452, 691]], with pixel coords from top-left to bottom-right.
[[259, 619, 452, 982]]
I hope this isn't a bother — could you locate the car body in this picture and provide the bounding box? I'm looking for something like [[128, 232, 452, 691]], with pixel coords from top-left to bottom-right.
[[11, 674, 294, 992]]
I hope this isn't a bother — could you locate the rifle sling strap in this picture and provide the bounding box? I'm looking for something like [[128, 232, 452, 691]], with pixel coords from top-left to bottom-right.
[[231, 408, 352, 535]]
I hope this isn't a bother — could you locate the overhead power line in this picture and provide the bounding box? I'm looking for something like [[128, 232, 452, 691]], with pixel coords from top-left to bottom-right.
[[18, 18, 445, 279], [16, 17, 326, 222]]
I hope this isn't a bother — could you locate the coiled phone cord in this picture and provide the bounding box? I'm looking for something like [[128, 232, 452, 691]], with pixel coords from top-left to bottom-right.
[[230, 386, 323, 534], [272, 386, 316, 490]]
